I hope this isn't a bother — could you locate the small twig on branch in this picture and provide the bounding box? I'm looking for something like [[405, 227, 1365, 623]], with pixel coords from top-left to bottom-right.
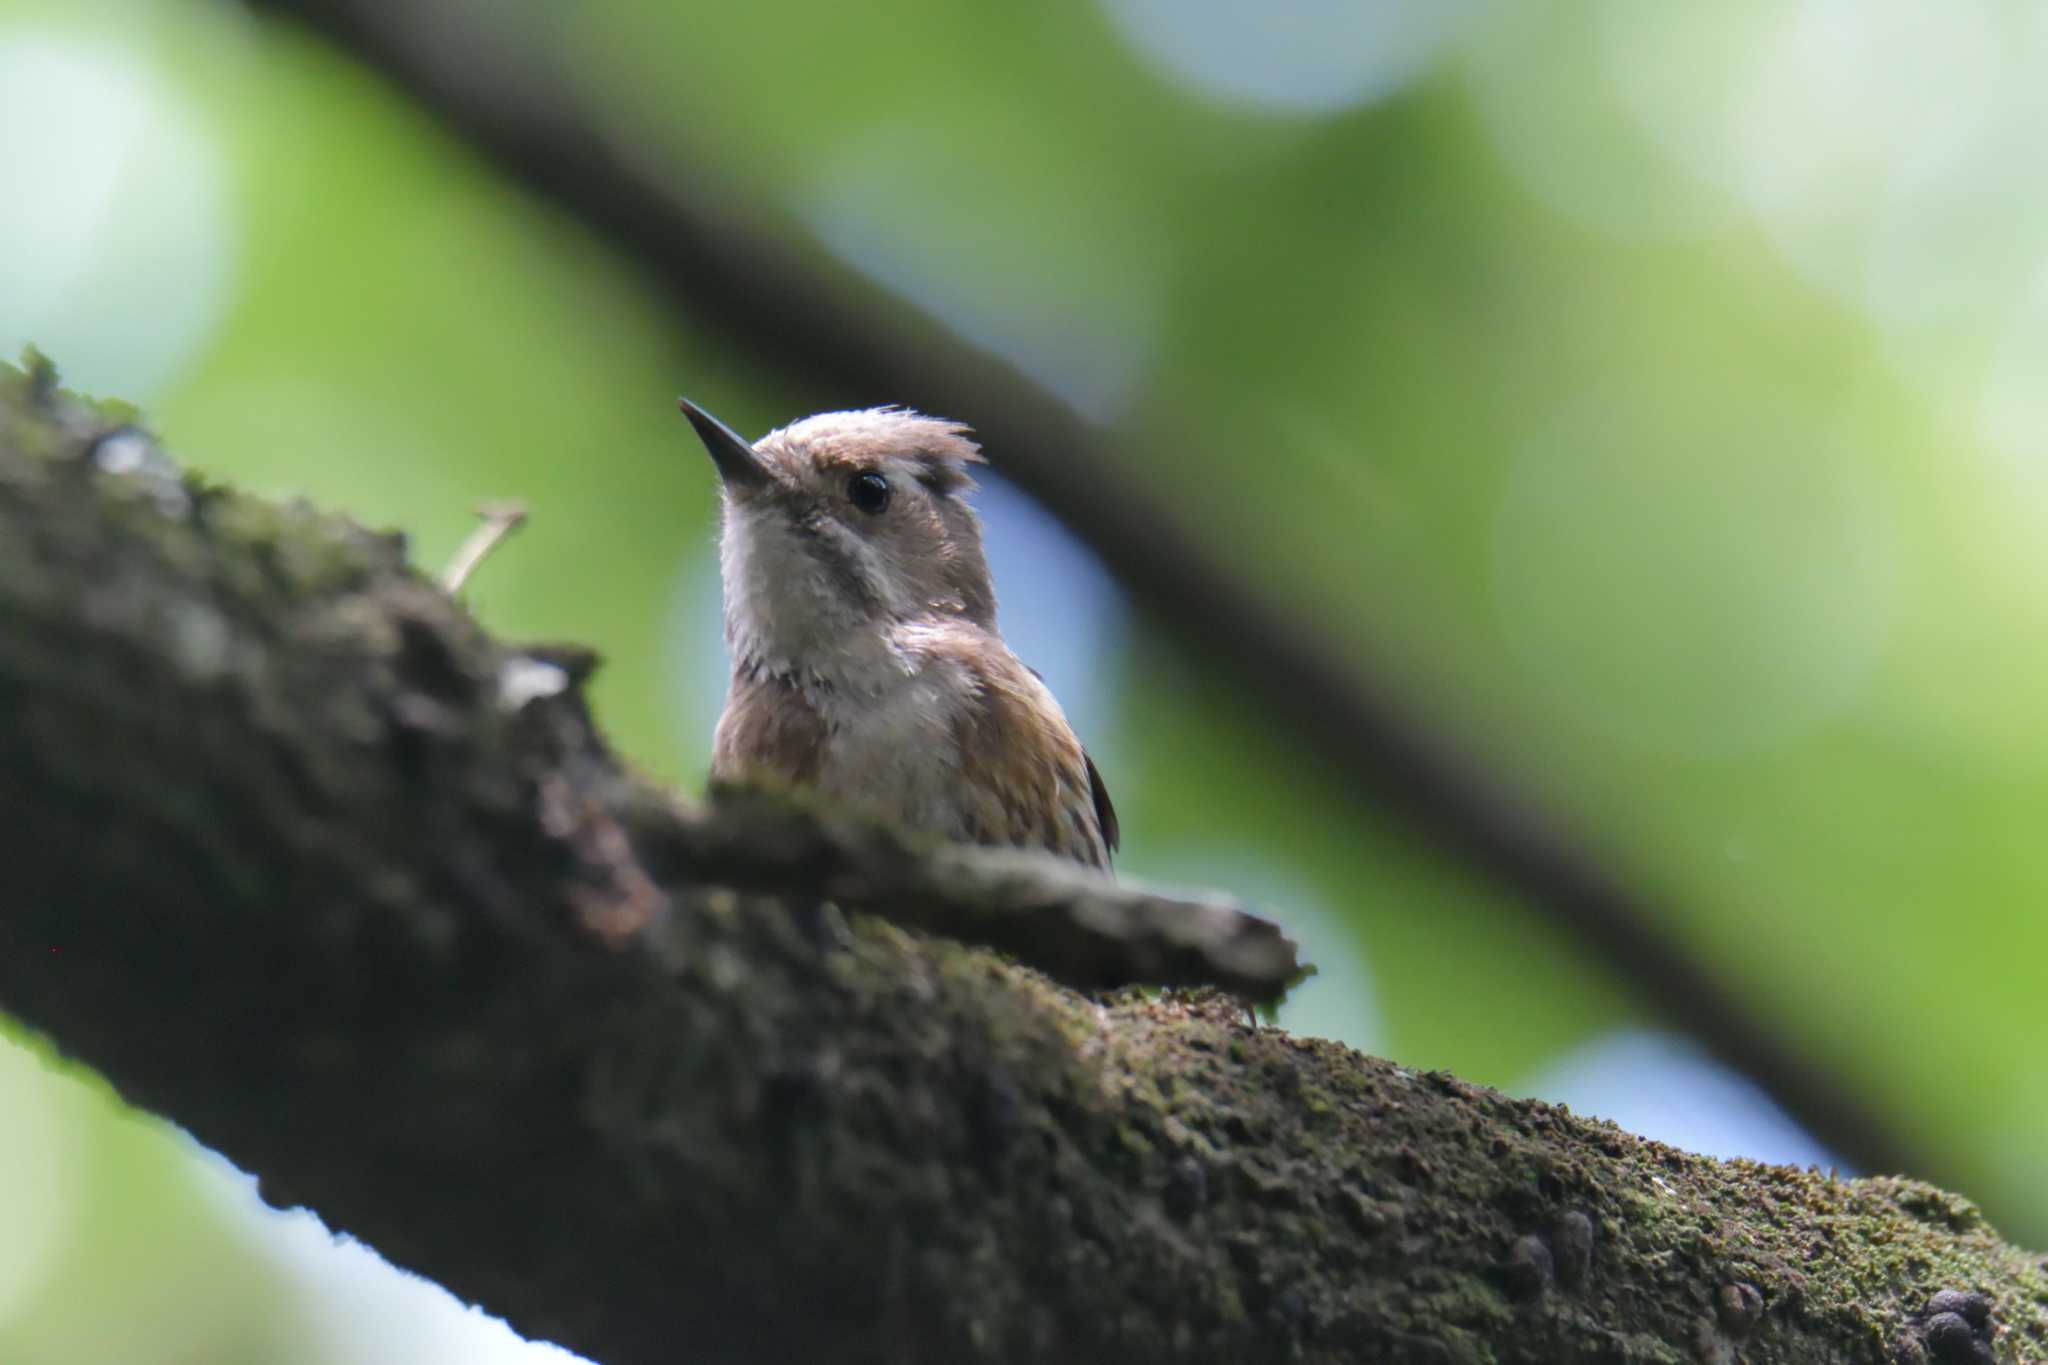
[[441, 499, 528, 594]]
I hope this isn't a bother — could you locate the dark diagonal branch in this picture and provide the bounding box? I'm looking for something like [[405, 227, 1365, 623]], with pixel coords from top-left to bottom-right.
[[4, 360, 2044, 1365], [242, 0, 1927, 1182]]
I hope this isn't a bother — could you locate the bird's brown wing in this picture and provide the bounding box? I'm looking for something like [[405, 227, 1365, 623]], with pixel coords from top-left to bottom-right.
[[1015, 660, 1118, 864], [947, 648, 1117, 871]]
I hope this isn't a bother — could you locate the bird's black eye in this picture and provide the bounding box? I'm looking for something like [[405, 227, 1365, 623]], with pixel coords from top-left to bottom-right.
[[847, 471, 892, 515]]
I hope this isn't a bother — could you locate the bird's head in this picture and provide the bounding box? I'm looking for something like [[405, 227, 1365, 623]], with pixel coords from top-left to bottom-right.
[[681, 399, 996, 673]]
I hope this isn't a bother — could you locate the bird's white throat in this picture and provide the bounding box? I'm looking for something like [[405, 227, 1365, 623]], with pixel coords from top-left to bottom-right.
[[720, 496, 916, 697]]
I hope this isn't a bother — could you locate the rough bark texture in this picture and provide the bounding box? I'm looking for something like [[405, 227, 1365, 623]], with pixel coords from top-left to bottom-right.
[[2, 357, 2044, 1365]]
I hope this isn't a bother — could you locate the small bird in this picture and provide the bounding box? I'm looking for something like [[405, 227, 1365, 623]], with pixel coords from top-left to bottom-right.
[[680, 399, 1118, 871]]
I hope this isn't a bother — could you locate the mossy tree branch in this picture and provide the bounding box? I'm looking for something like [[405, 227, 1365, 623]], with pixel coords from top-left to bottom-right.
[[0, 361, 2040, 1365]]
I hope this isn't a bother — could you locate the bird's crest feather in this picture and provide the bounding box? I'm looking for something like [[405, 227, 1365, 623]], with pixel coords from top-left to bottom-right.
[[770, 407, 985, 493]]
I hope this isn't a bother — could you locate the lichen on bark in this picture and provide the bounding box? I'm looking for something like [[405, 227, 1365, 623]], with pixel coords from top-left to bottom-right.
[[0, 352, 2043, 1364]]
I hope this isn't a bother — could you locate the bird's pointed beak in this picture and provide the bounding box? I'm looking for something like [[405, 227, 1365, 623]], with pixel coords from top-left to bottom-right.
[[678, 398, 771, 490]]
